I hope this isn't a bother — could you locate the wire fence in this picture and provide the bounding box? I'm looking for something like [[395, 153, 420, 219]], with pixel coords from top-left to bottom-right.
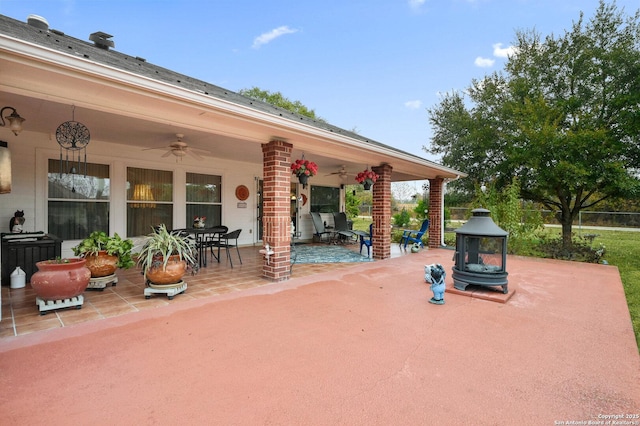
[[449, 208, 640, 229], [358, 205, 372, 216]]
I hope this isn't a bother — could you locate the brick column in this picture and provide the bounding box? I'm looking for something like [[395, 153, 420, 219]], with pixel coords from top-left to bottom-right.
[[262, 140, 293, 281], [428, 177, 444, 248], [371, 164, 392, 260]]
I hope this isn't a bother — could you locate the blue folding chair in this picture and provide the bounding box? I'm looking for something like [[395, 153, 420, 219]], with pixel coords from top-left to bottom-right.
[[358, 223, 373, 257], [400, 219, 429, 250]]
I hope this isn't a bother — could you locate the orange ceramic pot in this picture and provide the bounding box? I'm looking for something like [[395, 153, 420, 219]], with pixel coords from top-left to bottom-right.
[[144, 255, 187, 285], [31, 258, 91, 300], [84, 251, 118, 277]]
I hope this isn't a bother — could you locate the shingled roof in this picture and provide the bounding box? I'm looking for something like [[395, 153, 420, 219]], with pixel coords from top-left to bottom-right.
[[0, 13, 431, 162]]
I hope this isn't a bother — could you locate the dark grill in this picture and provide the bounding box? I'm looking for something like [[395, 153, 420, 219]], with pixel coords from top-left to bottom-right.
[[452, 208, 509, 294]]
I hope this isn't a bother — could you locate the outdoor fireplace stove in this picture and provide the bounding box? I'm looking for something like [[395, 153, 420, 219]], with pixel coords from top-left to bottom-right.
[[452, 208, 509, 294]]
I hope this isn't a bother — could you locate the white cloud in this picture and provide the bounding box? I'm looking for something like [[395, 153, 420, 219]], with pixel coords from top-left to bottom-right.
[[408, 0, 426, 10], [404, 100, 422, 109], [62, 0, 75, 15], [252, 26, 298, 49], [474, 56, 495, 67], [492, 43, 516, 58]]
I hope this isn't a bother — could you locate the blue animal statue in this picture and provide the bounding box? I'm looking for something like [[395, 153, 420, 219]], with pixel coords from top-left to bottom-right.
[[425, 263, 446, 305]]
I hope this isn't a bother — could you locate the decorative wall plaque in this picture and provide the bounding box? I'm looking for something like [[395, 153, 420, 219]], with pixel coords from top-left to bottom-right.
[[235, 185, 249, 201]]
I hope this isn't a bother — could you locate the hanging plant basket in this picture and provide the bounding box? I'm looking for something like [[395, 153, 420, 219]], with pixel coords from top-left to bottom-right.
[[291, 158, 318, 189], [355, 169, 379, 190]]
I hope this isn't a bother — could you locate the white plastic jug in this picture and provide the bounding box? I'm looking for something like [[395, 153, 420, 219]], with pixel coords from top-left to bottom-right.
[[10, 266, 26, 289]]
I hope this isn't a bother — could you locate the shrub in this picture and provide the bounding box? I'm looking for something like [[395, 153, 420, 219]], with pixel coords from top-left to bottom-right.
[[393, 209, 411, 227], [535, 234, 606, 263]]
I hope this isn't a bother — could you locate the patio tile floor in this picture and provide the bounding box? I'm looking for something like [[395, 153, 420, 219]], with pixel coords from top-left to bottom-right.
[[0, 243, 384, 338]]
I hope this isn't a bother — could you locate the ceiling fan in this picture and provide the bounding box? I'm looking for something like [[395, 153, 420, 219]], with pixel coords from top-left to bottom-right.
[[143, 134, 205, 160], [325, 165, 350, 180]]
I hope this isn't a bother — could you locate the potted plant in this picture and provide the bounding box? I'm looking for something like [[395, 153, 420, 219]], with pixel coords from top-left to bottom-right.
[[72, 231, 135, 278], [355, 169, 379, 190], [30, 258, 91, 301], [137, 224, 196, 285], [291, 158, 318, 188]]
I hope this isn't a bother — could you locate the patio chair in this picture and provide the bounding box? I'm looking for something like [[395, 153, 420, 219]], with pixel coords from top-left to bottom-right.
[[203, 226, 228, 263], [358, 223, 373, 257], [332, 212, 356, 244], [214, 229, 242, 268], [400, 219, 429, 250], [310, 212, 333, 243]]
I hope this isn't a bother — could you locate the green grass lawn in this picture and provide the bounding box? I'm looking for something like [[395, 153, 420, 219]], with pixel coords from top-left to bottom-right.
[[595, 230, 640, 350], [352, 217, 640, 351]]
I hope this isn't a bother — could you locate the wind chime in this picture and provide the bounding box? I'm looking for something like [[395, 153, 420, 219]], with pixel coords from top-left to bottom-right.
[[56, 106, 90, 192]]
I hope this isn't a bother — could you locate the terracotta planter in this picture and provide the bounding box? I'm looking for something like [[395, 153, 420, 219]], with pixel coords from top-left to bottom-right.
[[144, 255, 187, 285], [84, 250, 118, 277], [30, 258, 91, 301]]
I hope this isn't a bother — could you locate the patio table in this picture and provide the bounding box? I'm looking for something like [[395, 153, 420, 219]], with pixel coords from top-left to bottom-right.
[[175, 227, 227, 268]]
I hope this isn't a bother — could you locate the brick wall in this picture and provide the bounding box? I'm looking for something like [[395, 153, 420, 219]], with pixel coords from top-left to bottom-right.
[[428, 177, 443, 248], [261, 140, 293, 281], [371, 164, 392, 259]]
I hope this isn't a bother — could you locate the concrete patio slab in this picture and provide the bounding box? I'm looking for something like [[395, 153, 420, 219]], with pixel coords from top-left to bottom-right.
[[0, 249, 638, 425]]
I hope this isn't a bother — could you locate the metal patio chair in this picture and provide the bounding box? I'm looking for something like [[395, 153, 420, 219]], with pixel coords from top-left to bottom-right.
[[310, 212, 333, 243], [332, 212, 356, 244], [214, 229, 242, 268]]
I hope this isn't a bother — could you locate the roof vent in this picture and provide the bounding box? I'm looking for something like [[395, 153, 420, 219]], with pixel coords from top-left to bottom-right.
[[27, 15, 49, 30], [89, 31, 114, 50]]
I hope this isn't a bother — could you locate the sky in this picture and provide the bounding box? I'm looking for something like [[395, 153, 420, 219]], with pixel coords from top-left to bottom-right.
[[1, 0, 638, 163]]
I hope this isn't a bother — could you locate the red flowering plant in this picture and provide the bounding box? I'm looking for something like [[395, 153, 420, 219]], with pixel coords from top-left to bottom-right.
[[291, 159, 318, 177], [355, 169, 379, 184]]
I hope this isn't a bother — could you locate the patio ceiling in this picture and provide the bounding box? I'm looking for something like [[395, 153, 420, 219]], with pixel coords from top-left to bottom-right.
[[0, 19, 463, 183]]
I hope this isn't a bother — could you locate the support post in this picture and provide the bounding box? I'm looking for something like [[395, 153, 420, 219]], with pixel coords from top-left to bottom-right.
[[428, 177, 444, 248], [371, 164, 392, 260], [261, 140, 293, 281]]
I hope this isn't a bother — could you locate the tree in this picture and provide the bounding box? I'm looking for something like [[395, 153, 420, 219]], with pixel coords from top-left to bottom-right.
[[413, 199, 429, 221], [344, 187, 360, 218], [474, 177, 544, 253], [238, 87, 326, 122], [428, 1, 640, 246]]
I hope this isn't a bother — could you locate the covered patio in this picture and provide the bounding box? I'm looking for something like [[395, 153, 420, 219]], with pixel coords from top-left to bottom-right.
[[1, 13, 463, 283], [1, 247, 639, 423]]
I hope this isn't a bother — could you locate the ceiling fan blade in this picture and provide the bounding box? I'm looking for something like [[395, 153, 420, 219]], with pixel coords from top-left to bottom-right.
[[142, 145, 171, 151], [325, 166, 348, 176], [161, 150, 173, 157], [186, 149, 203, 160]]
